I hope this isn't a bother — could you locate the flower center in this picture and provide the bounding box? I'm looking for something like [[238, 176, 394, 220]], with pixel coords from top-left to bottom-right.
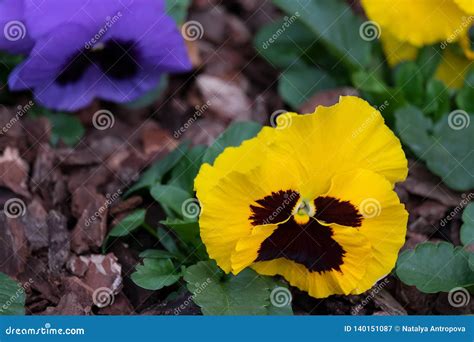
[[56, 39, 140, 85], [293, 199, 315, 225]]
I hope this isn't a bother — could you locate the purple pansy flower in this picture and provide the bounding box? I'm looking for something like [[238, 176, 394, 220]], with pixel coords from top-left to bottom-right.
[[6, 0, 191, 111]]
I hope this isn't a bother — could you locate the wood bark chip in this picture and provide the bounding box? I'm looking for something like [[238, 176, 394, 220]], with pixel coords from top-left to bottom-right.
[[0, 147, 30, 198], [0, 212, 28, 277], [47, 210, 70, 274]]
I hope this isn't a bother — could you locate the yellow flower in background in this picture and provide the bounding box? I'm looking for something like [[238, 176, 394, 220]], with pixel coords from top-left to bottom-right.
[[361, 0, 474, 88], [195, 96, 408, 298]]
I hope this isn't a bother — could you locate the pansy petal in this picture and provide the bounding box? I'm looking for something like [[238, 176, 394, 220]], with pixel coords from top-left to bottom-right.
[[93, 69, 163, 105], [196, 136, 304, 273], [252, 227, 372, 298], [380, 30, 418, 67], [454, 0, 474, 14], [361, 0, 468, 46], [435, 47, 472, 89], [32, 68, 100, 111], [24, 0, 159, 39], [99, 2, 191, 72], [196, 168, 269, 273], [231, 224, 279, 274], [9, 23, 95, 90], [322, 169, 408, 294], [266, 96, 407, 199], [0, 0, 34, 54]]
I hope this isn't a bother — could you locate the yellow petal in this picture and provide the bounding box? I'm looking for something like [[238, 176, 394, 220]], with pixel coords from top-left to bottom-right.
[[322, 169, 408, 294], [267, 96, 407, 199], [361, 0, 468, 46], [380, 30, 418, 67], [251, 227, 372, 298], [454, 0, 474, 14], [435, 47, 472, 89], [195, 135, 302, 273]]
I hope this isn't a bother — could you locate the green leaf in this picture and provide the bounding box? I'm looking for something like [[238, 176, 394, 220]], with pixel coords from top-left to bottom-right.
[[423, 79, 450, 120], [273, 0, 371, 69], [166, 0, 191, 25], [202, 121, 262, 165], [396, 242, 474, 293], [279, 63, 337, 108], [395, 105, 433, 155], [395, 106, 474, 191], [160, 218, 200, 246], [393, 61, 424, 106], [131, 259, 182, 291], [428, 113, 474, 191], [157, 227, 181, 255], [46, 112, 85, 146], [352, 69, 389, 94], [254, 19, 316, 69], [125, 75, 168, 109], [469, 253, 474, 272], [150, 184, 190, 217], [139, 249, 178, 259], [415, 45, 442, 80], [455, 66, 474, 113], [0, 273, 25, 315], [184, 261, 293, 315], [456, 89, 474, 114], [461, 203, 474, 246], [168, 145, 206, 194], [0, 53, 23, 105], [108, 209, 146, 237], [125, 142, 190, 196]]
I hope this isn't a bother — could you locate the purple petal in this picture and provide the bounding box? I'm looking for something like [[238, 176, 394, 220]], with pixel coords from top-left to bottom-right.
[[9, 23, 96, 90], [24, 0, 164, 39], [33, 67, 100, 111], [0, 0, 34, 54], [94, 69, 163, 104], [101, 2, 192, 73]]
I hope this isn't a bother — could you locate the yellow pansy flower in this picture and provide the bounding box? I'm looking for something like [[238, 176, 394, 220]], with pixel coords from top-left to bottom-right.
[[195, 96, 408, 298], [362, 0, 474, 88]]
